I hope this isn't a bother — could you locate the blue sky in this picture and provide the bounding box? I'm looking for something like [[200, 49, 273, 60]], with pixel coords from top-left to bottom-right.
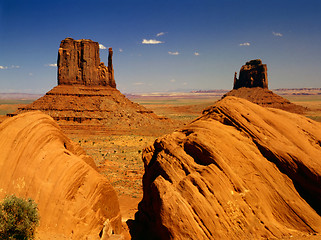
[[0, 0, 321, 93]]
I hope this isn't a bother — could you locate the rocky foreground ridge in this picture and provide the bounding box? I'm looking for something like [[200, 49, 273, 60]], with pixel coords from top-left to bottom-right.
[[0, 112, 122, 239], [132, 96, 321, 239]]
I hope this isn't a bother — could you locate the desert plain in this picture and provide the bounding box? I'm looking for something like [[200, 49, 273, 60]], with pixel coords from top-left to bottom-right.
[[1, 88, 321, 239]]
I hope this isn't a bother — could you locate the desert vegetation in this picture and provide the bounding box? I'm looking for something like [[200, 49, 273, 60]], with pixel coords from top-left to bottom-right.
[[0, 195, 39, 240]]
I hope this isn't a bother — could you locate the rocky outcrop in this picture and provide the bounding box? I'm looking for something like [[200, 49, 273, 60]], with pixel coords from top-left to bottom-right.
[[132, 96, 321, 239], [226, 59, 307, 114], [223, 87, 307, 114], [234, 59, 268, 89], [0, 112, 122, 239], [58, 38, 116, 88], [8, 38, 180, 135], [9, 85, 179, 135]]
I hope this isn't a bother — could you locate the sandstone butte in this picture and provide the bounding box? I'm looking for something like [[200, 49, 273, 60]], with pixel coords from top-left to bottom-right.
[[8, 38, 179, 135], [131, 96, 321, 239], [0, 111, 122, 239], [225, 59, 307, 114]]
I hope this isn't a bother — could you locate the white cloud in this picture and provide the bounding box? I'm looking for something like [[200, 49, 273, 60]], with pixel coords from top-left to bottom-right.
[[99, 44, 107, 49], [170, 79, 176, 83], [48, 63, 57, 67], [272, 32, 283, 37], [168, 51, 179, 55], [156, 32, 165, 37], [0, 65, 20, 69], [194, 52, 200, 56], [142, 39, 164, 44], [239, 42, 250, 46], [119, 48, 123, 52], [28, 72, 33, 76], [133, 82, 144, 85]]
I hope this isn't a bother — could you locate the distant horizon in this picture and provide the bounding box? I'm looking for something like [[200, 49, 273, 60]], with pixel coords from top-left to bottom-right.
[[1, 87, 321, 97], [1, 0, 321, 93]]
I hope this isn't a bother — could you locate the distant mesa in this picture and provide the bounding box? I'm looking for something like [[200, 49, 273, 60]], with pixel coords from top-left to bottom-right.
[[224, 59, 307, 114], [8, 38, 179, 134], [233, 59, 268, 89], [58, 38, 116, 88]]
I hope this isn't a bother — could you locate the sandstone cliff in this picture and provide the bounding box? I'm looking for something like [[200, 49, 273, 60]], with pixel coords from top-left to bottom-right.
[[132, 96, 321, 239], [234, 59, 268, 89], [8, 38, 180, 135], [0, 112, 122, 239], [226, 59, 307, 114], [58, 38, 116, 88]]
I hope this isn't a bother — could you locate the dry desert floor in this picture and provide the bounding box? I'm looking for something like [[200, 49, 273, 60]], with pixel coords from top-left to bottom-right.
[[1, 90, 321, 239]]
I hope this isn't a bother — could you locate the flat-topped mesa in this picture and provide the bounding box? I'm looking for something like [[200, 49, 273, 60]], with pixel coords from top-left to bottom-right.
[[233, 59, 268, 89], [57, 38, 116, 88]]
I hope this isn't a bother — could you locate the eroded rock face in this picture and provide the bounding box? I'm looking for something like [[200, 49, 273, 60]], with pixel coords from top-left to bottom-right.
[[0, 112, 122, 239], [226, 59, 307, 114], [132, 96, 321, 239], [58, 38, 116, 88], [9, 85, 179, 135], [8, 38, 181, 134], [234, 59, 268, 89]]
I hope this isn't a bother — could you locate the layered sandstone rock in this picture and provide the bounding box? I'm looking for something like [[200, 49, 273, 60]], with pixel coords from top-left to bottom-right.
[[132, 96, 321, 239], [8, 38, 180, 135], [58, 38, 116, 88], [234, 59, 268, 89], [0, 112, 122, 239], [226, 59, 307, 114], [223, 87, 307, 114], [10, 84, 177, 135]]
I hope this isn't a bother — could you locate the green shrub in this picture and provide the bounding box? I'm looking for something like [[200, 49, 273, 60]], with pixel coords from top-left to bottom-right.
[[0, 194, 40, 239]]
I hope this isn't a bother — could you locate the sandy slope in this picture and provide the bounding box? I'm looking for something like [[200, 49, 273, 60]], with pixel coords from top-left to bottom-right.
[[0, 111, 122, 239]]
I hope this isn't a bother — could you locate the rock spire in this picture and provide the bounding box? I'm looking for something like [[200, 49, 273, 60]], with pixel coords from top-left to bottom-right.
[[57, 38, 116, 88]]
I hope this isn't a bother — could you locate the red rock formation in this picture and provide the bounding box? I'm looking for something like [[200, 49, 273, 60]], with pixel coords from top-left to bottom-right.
[[131, 96, 321, 239], [57, 38, 116, 88], [223, 87, 307, 114], [234, 59, 268, 89], [8, 38, 180, 135], [226, 59, 307, 114], [0, 112, 122, 239], [8, 85, 179, 135]]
